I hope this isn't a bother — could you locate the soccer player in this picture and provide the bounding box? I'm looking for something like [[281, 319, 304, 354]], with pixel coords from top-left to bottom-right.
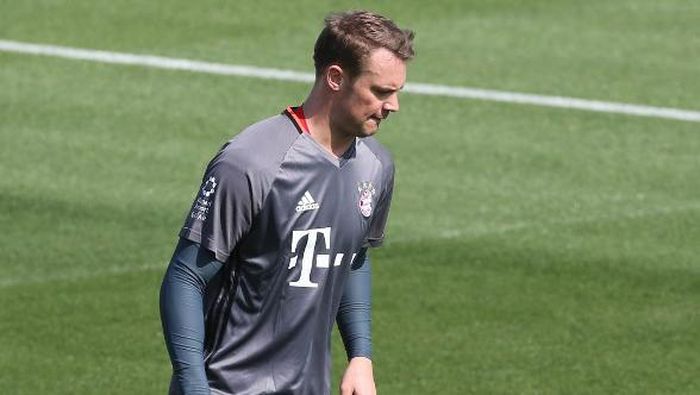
[[160, 10, 414, 395]]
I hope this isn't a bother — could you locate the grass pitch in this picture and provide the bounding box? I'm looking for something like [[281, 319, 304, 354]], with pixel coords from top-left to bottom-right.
[[1, 1, 699, 394]]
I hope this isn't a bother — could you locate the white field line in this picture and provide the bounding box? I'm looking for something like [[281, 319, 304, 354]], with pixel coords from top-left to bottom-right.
[[2, 202, 698, 289], [2, 39, 700, 123]]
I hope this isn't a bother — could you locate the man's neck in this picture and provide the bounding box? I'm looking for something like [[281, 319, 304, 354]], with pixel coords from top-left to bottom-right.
[[302, 96, 355, 158]]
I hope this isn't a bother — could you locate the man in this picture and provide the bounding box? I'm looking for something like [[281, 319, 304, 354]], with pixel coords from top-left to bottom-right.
[[160, 10, 414, 395]]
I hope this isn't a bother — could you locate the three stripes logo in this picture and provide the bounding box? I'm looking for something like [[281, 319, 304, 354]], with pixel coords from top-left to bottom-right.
[[296, 191, 320, 213]]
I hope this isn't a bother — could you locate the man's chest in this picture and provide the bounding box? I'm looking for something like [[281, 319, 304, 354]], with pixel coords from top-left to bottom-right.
[[237, 142, 383, 286]]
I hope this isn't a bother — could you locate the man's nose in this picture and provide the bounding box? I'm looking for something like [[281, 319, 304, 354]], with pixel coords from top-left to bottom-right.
[[383, 93, 400, 113]]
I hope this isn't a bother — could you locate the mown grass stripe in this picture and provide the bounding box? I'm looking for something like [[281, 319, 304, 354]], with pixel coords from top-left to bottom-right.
[[3, 201, 697, 289]]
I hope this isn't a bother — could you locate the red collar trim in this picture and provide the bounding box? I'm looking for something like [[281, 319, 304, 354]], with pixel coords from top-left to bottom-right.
[[285, 106, 310, 134]]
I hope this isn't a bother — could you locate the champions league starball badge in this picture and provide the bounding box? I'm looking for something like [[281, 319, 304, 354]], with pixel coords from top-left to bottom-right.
[[190, 176, 217, 221], [201, 176, 218, 197], [357, 181, 376, 218]]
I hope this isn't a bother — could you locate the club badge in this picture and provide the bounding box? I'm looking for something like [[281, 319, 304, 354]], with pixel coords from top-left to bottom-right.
[[357, 181, 376, 218]]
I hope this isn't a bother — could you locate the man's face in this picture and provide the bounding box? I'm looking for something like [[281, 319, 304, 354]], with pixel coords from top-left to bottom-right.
[[331, 48, 407, 138]]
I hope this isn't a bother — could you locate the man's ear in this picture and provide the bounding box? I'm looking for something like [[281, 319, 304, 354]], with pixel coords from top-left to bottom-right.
[[326, 65, 344, 92]]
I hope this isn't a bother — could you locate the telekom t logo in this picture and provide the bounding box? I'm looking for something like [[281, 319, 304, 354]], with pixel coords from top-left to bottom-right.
[[288, 227, 355, 288]]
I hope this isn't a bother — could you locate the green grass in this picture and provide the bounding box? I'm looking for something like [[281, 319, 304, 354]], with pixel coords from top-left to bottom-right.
[[1, 1, 699, 394]]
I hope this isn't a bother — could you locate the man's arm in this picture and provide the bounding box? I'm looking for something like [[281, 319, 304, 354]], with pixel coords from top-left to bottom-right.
[[337, 249, 376, 395], [160, 237, 224, 395]]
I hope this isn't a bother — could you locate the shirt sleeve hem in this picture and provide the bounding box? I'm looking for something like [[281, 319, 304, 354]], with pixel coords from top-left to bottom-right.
[[179, 228, 231, 263], [364, 237, 384, 248]]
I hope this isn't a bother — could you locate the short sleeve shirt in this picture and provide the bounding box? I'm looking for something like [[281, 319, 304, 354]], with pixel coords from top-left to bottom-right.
[[178, 108, 394, 395]]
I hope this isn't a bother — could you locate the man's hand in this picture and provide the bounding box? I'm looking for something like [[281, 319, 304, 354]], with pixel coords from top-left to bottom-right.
[[340, 357, 376, 395]]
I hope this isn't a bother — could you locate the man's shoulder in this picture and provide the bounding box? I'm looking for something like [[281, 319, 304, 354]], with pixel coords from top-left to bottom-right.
[[215, 114, 299, 174], [358, 136, 394, 172], [232, 114, 299, 148]]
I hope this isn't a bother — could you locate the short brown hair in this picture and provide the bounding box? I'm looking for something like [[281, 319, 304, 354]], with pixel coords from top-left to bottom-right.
[[313, 10, 415, 78]]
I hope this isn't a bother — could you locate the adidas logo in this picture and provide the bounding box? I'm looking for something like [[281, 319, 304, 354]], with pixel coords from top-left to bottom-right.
[[296, 191, 320, 213]]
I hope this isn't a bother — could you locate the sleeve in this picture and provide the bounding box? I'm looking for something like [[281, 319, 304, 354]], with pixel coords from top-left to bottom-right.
[[336, 249, 373, 360], [365, 160, 395, 248], [179, 152, 254, 262], [160, 238, 224, 395]]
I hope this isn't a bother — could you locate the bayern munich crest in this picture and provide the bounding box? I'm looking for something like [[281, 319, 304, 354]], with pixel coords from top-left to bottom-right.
[[357, 181, 376, 218]]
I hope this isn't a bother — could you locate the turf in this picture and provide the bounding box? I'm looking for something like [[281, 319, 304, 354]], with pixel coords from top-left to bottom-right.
[[1, 1, 699, 394]]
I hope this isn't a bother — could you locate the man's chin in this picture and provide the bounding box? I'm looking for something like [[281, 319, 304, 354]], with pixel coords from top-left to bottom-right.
[[357, 128, 378, 138], [359, 120, 380, 137]]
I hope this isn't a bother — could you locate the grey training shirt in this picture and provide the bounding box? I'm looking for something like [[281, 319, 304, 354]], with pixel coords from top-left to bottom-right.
[[178, 109, 394, 395]]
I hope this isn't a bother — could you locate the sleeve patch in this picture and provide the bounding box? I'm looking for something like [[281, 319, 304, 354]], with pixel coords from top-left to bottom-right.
[[190, 176, 218, 221]]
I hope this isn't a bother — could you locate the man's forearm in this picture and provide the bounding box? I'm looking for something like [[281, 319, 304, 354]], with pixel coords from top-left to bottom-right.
[[160, 238, 223, 394], [337, 249, 372, 359]]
